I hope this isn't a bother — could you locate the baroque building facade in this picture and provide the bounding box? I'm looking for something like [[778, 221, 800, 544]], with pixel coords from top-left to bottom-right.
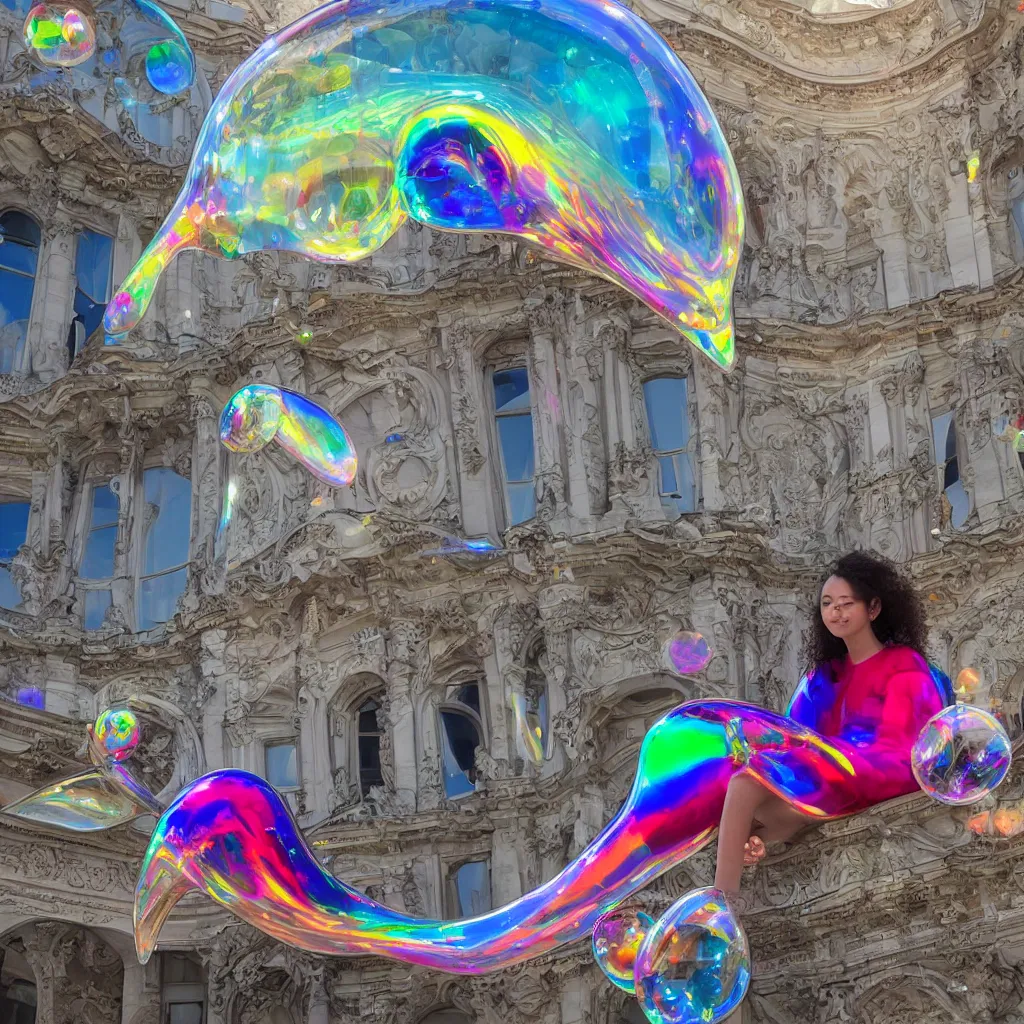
[[0, 0, 1023, 1019]]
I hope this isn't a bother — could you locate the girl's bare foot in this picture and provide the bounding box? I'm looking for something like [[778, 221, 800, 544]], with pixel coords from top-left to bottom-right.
[[743, 835, 766, 865]]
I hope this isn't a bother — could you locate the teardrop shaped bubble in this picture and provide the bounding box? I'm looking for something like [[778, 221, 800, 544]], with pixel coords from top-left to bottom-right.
[[912, 705, 1012, 806], [92, 708, 141, 762], [662, 632, 713, 676], [592, 906, 655, 992], [23, 3, 95, 66], [219, 385, 284, 453], [633, 887, 750, 1024]]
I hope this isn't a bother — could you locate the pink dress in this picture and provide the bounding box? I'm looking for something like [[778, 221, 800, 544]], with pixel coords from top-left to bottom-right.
[[794, 645, 946, 804]]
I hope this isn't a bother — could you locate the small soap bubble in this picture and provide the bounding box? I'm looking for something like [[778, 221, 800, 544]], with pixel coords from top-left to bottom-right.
[[912, 705, 1011, 805], [634, 887, 750, 1024], [955, 667, 982, 701], [23, 3, 95, 66], [662, 632, 713, 676], [92, 708, 141, 762], [592, 906, 654, 992]]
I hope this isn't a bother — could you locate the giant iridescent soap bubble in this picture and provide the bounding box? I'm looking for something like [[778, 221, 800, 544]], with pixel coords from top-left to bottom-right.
[[220, 384, 358, 487], [633, 888, 750, 1024], [103, 0, 745, 370], [911, 704, 1011, 805]]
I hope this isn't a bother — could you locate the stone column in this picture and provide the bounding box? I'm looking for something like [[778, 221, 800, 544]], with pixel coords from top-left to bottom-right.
[[306, 967, 330, 1024], [386, 620, 423, 812], [121, 959, 161, 1024], [26, 213, 76, 381], [527, 302, 568, 522], [188, 389, 223, 576]]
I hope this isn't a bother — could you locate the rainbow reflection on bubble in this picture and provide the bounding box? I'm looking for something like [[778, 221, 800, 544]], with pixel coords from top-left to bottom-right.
[[103, 0, 744, 370], [134, 658, 951, 972], [911, 704, 1011, 805], [92, 708, 141, 762], [219, 384, 357, 488], [593, 906, 654, 992], [663, 632, 713, 675], [510, 689, 548, 765], [418, 536, 506, 559], [634, 888, 749, 1024], [23, 3, 95, 66]]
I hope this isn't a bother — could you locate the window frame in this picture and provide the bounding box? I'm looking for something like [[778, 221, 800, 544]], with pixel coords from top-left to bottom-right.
[[0, 208, 42, 377], [0, 491, 31, 611], [263, 737, 301, 793], [437, 681, 487, 801], [69, 226, 115, 358], [160, 952, 205, 1024], [486, 353, 537, 529], [354, 692, 385, 796], [931, 409, 970, 530], [641, 372, 699, 516], [445, 857, 492, 919], [75, 474, 119, 630], [133, 463, 193, 632]]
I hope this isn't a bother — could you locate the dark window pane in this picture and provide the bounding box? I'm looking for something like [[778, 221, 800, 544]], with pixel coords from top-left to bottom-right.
[[81, 525, 116, 578], [0, 211, 40, 276], [163, 954, 202, 985], [454, 861, 490, 917], [943, 457, 959, 490], [168, 1004, 203, 1024], [143, 468, 192, 574], [455, 683, 480, 714], [137, 566, 187, 629], [496, 414, 535, 482], [90, 483, 118, 528], [644, 377, 688, 453], [358, 707, 379, 733], [0, 502, 29, 560], [493, 367, 530, 413], [944, 419, 958, 462], [265, 742, 298, 788], [358, 735, 381, 773], [83, 589, 111, 630]]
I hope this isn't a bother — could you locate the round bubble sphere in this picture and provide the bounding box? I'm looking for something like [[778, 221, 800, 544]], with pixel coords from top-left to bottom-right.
[[912, 705, 1011, 806], [23, 3, 95, 66], [634, 887, 750, 1024], [592, 906, 654, 992], [662, 632, 713, 676], [219, 384, 284, 453], [92, 708, 141, 762]]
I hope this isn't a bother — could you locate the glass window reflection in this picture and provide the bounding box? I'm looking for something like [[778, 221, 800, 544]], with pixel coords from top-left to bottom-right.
[[452, 860, 490, 918], [932, 412, 969, 530], [440, 709, 481, 799], [265, 741, 298, 789], [493, 367, 536, 525], [0, 211, 40, 376], [0, 500, 30, 611], [136, 467, 191, 630], [69, 230, 114, 359], [643, 376, 696, 515]]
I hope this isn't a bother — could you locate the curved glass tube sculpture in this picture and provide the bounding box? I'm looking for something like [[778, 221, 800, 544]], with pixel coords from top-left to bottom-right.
[[102, 0, 745, 370]]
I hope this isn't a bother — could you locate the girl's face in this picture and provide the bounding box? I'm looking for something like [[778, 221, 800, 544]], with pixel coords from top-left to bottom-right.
[[819, 575, 880, 640]]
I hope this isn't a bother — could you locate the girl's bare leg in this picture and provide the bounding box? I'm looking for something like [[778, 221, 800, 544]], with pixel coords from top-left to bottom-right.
[[714, 773, 814, 896]]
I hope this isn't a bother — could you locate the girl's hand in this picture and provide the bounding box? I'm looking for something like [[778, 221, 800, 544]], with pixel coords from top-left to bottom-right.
[[743, 835, 766, 866]]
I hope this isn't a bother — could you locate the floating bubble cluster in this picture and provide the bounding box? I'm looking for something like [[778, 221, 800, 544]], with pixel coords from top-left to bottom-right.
[[912, 705, 1012, 805], [103, 0, 744, 367], [220, 384, 357, 488], [633, 887, 750, 1024], [593, 906, 654, 992], [91, 707, 141, 762], [663, 632, 713, 676], [23, 3, 95, 66]]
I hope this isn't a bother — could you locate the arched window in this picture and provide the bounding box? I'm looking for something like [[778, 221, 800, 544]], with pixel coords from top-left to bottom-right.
[[356, 695, 384, 795], [439, 682, 484, 799], [137, 467, 191, 630], [931, 411, 969, 529], [161, 953, 204, 1024], [0, 211, 40, 375], [643, 375, 697, 514], [0, 978, 36, 1024], [0, 498, 30, 610]]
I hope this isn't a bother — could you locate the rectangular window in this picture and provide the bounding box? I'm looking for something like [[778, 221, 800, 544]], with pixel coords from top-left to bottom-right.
[[0, 211, 40, 375], [643, 376, 697, 515], [0, 500, 29, 610], [932, 411, 969, 529], [70, 229, 114, 356], [265, 741, 298, 790], [168, 1005, 203, 1024], [79, 481, 117, 629], [451, 860, 491, 918], [492, 367, 536, 525], [137, 467, 191, 630]]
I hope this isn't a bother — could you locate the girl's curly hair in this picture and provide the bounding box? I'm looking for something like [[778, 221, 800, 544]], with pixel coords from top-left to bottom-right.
[[802, 550, 929, 667]]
